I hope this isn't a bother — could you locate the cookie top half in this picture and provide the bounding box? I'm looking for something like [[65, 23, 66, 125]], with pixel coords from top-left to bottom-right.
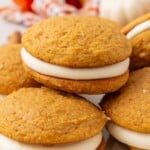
[[0, 87, 106, 144], [22, 16, 131, 68], [121, 13, 150, 69], [101, 67, 150, 133], [121, 13, 150, 34], [0, 44, 39, 94]]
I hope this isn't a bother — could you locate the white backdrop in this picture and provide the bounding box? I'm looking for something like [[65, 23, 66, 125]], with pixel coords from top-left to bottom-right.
[[0, 0, 25, 44], [0, 0, 12, 6]]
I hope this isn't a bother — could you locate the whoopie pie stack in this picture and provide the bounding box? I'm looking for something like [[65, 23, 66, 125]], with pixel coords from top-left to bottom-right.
[[3, 15, 150, 150], [101, 13, 150, 150]]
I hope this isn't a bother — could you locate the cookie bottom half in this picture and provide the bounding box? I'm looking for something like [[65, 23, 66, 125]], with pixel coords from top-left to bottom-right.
[[24, 64, 129, 94]]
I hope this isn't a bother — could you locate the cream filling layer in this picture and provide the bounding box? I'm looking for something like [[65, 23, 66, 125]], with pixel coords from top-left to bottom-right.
[[21, 48, 129, 80], [107, 122, 150, 150], [0, 132, 102, 150], [127, 20, 150, 39], [0, 94, 6, 100]]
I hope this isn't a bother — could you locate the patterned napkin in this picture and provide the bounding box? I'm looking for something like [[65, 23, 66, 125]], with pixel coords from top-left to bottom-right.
[[0, 0, 100, 26]]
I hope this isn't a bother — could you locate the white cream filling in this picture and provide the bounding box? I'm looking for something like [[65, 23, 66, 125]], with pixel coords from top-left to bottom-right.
[[0, 132, 102, 150], [21, 48, 129, 80], [0, 94, 6, 100], [127, 20, 150, 39], [107, 122, 150, 150]]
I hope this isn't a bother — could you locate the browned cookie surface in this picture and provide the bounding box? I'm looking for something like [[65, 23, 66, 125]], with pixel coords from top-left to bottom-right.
[[0, 87, 106, 144], [0, 44, 39, 94], [22, 16, 131, 68], [121, 13, 150, 34], [130, 146, 144, 150], [130, 30, 150, 69], [101, 68, 150, 133], [121, 13, 150, 69], [24, 64, 129, 94]]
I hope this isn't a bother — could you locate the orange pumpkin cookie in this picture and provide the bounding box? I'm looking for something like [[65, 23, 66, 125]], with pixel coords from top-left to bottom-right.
[[0, 87, 106, 149], [22, 16, 131, 94], [122, 13, 150, 70], [101, 67, 150, 150], [0, 44, 39, 97]]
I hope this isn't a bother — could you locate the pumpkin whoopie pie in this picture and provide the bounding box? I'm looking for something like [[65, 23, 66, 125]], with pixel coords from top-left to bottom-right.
[[21, 16, 131, 94], [122, 13, 150, 70], [0, 87, 106, 150], [0, 44, 39, 99], [101, 67, 150, 150]]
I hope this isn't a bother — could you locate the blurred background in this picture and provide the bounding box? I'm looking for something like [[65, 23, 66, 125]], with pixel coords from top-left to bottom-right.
[[0, 0, 150, 44]]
